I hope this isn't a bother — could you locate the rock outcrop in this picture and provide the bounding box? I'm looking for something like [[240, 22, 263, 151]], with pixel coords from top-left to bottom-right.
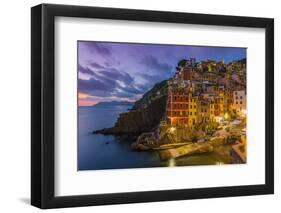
[[93, 80, 168, 135]]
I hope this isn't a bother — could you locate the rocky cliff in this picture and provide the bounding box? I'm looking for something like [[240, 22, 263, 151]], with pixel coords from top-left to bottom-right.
[[93, 80, 168, 135]]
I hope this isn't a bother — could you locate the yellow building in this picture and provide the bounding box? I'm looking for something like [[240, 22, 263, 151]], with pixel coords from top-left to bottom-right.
[[209, 102, 215, 122], [188, 95, 198, 126]]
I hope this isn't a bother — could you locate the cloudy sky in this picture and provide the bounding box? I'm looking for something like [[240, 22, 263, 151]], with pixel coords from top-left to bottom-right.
[[78, 41, 246, 106]]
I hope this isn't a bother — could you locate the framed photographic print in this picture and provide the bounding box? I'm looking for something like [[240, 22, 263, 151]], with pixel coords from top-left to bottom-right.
[[31, 4, 274, 209]]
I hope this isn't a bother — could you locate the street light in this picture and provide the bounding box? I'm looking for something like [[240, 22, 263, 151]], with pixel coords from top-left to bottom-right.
[[224, 112, 229, 120], [170, 127, 176, 133]]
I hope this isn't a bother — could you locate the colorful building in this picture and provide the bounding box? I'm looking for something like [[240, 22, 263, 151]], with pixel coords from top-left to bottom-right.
[[166, 84, 190, 127], [166, 57, 246, 128], [232, 90, 246, 115], [188, 95, 198, 126]]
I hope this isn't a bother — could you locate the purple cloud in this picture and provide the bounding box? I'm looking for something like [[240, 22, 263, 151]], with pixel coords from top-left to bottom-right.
[[79, 64, 95, 75], [78, 65, 143, 98], [85, 42, 112, 56], [90, 62, 106, 69], [140, 55, 173, 77], [78, 41, 246, 103]]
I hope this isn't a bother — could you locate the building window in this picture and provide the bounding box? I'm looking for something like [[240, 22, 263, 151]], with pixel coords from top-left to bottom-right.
[[174, 96, 177, 101], [190, 105, 192, 109], [236, 101, 238, 104], [180, 111, 182, 116], [180, 96, 183, 101], [240, 101, 242, 104], [190, 112, 192, 115], [240, 96, 243, 99], [180, 104, 182, 108]]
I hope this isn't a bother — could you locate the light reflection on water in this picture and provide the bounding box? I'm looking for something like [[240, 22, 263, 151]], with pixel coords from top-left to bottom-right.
[[168, 158, 176, 167], [215, 162, 224, 165]]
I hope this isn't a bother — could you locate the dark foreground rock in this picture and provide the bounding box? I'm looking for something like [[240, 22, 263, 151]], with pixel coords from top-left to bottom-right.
[[93, 94, 167, 135]]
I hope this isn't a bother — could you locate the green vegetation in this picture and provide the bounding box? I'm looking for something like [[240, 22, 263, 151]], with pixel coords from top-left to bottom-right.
[[132, 80, 168, 110], [177, 59, 187, 67]]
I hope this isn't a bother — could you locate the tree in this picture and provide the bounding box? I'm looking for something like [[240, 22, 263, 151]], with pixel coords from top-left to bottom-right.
[[177, 59, 187, 67]]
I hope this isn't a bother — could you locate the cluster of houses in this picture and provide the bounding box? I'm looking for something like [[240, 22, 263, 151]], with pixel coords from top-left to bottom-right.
[[166, 57, 246, 127]]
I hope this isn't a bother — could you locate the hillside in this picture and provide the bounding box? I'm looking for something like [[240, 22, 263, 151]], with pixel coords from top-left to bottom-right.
[[132, 80, 168, 110], [93, 80, 169, 135]]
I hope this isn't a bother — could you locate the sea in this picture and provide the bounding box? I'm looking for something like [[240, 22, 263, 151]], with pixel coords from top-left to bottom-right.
[[78, 105, 232, 171]]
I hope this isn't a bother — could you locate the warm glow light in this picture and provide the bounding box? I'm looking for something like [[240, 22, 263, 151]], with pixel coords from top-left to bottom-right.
[[241, 109, 247, 116], [168, 158, 176, 167], [215, 116, 223, 123], [170, 127, 176, 133], [78, 92, 89, 99], [79, 99, 97, 106], [224, 112, 229, 120], [216, 162, 224, 165]]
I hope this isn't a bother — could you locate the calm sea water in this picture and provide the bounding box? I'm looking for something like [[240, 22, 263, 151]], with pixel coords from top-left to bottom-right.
[[78, 106, 232, 171]]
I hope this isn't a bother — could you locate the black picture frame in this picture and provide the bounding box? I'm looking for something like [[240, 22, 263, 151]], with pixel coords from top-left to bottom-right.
[[31, 3, 274, 209]]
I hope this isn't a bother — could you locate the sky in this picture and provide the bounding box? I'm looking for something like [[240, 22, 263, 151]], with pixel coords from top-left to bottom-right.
[[78, 41, 246, 106]]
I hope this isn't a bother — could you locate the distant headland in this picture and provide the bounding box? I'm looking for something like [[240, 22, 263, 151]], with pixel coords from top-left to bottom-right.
[[92, 101, 134, 107]]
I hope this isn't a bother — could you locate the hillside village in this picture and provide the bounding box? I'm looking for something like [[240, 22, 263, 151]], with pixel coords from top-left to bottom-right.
[[94, 57, 247, 164], [166, 57, 246, 127]]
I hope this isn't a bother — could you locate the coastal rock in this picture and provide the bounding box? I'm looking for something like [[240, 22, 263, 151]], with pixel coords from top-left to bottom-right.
[[131, 142, 151, 151], [94, 95, 167, 134], [93, 81, 168, 135], [159, 142, 215, 160]]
